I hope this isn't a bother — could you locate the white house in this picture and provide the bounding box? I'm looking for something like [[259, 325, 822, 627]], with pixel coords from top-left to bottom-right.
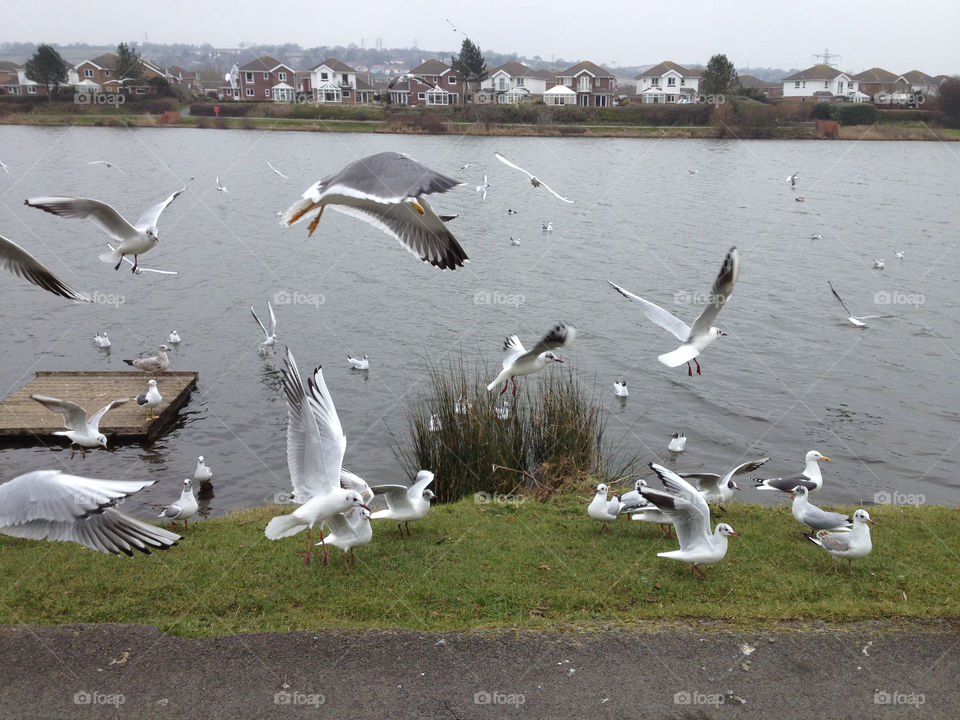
[[635, 61, 701, 103], [483, 62, 550, 103], [781, 64, 860, 101], [308, 58, 374, 104]]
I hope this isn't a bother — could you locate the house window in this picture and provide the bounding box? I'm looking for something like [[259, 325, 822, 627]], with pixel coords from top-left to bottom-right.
[[278, 72, 287, 81], [263, 72, 269, 80], [666, 94, 675, 102], [418, 92, 425, 100], [667, 77, 676, 86], [245, 72, 253, 83], [680, 78, 686, 86], [341, 74, 348, 84], [27, 85, 37, 94], [652, 78, 660, 86], [562, 77, 571, 86], [104, 70, 110, 77], [838, 81, 844, 92], [246, 88, 254, 96], [578, 76, 590, 92], [517, 77, 524, 86], [343, 89, 350, 98], [824, 81, 829, 88], [320, 72, 328, 81], [135, 87, 146, 95], [264, 88, 270, 97], [84, 68, 94, 77], [448, 75, 457, 84], [795, 81, 800, 88], [497, 77, 506, 91]]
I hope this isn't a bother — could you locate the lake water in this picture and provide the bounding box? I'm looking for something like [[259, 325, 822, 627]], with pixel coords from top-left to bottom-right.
[[0, 125, 957, 518]]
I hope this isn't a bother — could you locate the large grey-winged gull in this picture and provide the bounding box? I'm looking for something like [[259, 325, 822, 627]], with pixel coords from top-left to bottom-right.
[[370, 470, 436, 537], [804, 509, 872, 573], [24, 187, 185, 273], [279, 151, 468, 270], [486, 323, 576, 395], [124, 344, 170, 373], [0, 233, 90, 302], [608, 246, 739, 376], [264, 348, 371, 566], [640, 462, 738, 579], [31, 394, 129, 457], [0, 470, 180, 555], [753, 450, 829, 493]]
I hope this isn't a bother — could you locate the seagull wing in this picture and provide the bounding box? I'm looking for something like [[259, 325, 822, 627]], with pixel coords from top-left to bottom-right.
[[339, 468, 374, 504], [250, 305, 268, 338], [535, 178, 575, 204], [827, 281, 856, 318], [678, 472, 722, 493], [30, 394, 88, 429], [25, 196, 139, 243], [725, 457, 770, 482], [409, 470, 435, 498], [608, 281, 690, 341], [266, 300, 277, 337], [526, 322, 576, 357], [0, 234, 90, 302], [371, 483, 412, 511], [134, 187, 186, 229], [501, 335, 527, 369], [87, 398, 129, 432], [266, 161, 289, 179], [494, 152, 535, 180], [689, 246, 739, 337], [644, 462, 711, 550], [281, 348, 346, 501], [815, 528, 853, 552]]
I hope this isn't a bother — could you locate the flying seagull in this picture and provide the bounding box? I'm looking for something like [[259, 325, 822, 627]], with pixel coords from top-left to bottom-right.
[[609, 246, 739, 376], [787, 171, 799, 187], [24, 187, 186, 273], [250, 301, 278, 354], [106, 243, 178, 275], [87, 160, 125, 174], [494, 152, 574, 203], [0, 233, 90, 302], [31, 395, 129, 457], [828, 281, 893, 327], [370, 470, 437, 537], [486, 323, 576, 395], [266, 161, 289, 179], [279, 151, 468, 270], [0, 471, 179, 555]]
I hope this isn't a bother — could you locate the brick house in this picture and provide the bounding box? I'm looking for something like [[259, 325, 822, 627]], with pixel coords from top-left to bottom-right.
[[555, 61, 616, 107], [238, 56, 296, 101], [389, 59, 460, 107]]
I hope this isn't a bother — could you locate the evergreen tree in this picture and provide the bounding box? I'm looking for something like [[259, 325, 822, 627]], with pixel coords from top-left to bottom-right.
[[24, 44, 68, 101], [701, 54, 738, 96], [115, 42, 144, 87], [451, 38, 488, 101]]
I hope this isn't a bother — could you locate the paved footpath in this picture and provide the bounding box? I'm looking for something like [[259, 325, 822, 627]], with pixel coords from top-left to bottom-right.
[[0, 622, 957, 719]]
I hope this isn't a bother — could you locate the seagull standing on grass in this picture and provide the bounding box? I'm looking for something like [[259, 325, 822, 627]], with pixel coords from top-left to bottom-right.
[[494, 152, 574, 203], [0, 234, 91, 302], [159, 478, 198, 529], [680, 457, 769, 511], [608, 246, 739, 376], [0, 471, 179, 555], [250, 301, 277, 354], [753, 450, 830, 493], [135, 379, 162, 419], [640, 463, 738, 579], [264, 348, 371, 566], [31, 395, 129, 458], [24, 187, 186, 273], [317, 507, 372, 569], [370, 470, 436, 537], [828, 281, 893, 327], [279, 151, 468, 270], [804, 509, 872, 573], [587, 483, 624, 530], [487, 323, 576, 395], [791, 485, 851, 531]]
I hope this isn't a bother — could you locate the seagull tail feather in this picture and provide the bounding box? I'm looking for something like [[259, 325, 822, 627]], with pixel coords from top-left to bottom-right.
[[99, 247, 122, 264], [265, 513, 307, 540]]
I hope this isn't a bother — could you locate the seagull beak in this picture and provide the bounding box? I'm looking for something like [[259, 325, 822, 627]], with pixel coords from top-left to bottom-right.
[[728, 531, 739, 538], [822, 456, 831, 462], [554, 358, 564, 364], [409, 199, 425, 215], [360, 503, 371, 512]]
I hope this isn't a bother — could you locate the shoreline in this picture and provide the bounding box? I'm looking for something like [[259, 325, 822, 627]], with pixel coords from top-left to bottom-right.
[[1, 113, 956, 140]]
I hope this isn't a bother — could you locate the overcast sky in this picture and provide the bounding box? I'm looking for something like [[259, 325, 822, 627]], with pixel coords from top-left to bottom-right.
[[1, 0, 957, 73]]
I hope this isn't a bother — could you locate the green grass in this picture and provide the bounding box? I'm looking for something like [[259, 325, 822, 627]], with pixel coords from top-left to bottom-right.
[[1, 495, 957, 637]]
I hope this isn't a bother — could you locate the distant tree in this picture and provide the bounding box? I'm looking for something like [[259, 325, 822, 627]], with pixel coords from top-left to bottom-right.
[[451, 38, 488, 102], [701, 54, 738, 96], [115, 42, 144, 87], [939, 78, 960, 127], [24, 44, 68, 101]]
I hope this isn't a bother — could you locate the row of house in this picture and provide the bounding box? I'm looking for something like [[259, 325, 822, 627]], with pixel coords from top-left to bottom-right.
[[0, 50, 951, 108]]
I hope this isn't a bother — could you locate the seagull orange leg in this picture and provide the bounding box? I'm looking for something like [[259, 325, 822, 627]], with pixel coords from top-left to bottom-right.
[[307, 207, 325, 236], [694, 358, 701, 375]]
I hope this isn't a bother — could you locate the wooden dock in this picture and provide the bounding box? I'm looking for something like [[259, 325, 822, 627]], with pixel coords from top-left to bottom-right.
[[0, 371, 198, 444]]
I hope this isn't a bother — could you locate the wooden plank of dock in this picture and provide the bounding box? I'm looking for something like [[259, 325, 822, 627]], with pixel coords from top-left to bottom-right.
[[0, 371, 198, 444]]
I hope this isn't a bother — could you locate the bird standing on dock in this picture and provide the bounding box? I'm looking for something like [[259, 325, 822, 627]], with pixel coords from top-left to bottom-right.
[[135, 378, 162, 420]]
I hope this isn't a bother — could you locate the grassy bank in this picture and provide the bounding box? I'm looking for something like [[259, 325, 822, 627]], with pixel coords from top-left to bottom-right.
[[1, 495, 957, 637]]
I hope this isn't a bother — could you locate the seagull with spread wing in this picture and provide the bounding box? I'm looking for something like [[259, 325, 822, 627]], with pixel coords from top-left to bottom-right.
[[31, 394, 129, 457], [250, 301, 277, 354], [486, 323, 576, 395], [608, 246, 739, 376], [0, 233, 90, 302], [828, 281, 893, 327], [494, 152, 574, 203], [24, 187, 185, 273], [266, 160, 289, 179]]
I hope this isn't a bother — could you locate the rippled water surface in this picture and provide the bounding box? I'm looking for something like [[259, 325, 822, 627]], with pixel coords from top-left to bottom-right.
[[0, 126, 957, 518]]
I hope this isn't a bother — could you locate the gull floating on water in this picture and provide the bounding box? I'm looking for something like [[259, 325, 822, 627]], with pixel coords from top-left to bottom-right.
[[609, 246, 739, 376], [510, 236, 520, 246], [194, 456, 213, 482], [667, 432, 687, 453], [811, 232, 823, 240], [93, 332, 111, 348], [25, 188, 185, 273], [791, 485, 851, 531], [680, 457, 770, 510], [280, 151, 468, 270], [347, 354, 369, 370], [872, 258, 885, 269], [753, 450, 829, 493], [264, 348, 371, 566], [795, 195, 805, 202], [159, 478, 198, 529], [167, 330, 181, 344], [250, 301, 277, 354], [476, 173, 490, 200], [0, 233, 90, 302], [135, 378, 162, 419], [216, 176, 229, 193], [828, 281, 893, 327], [0, 160, 8, 174], [494, 152, 574, 203], [804, 509, 872, 573], [895, 251, 904, 259], [31, 394, 129, 457], [371, 470, 436, 537], [0, 471, 179, 555], [787, 171, 799, 187], [542, 222, 553, 232], [317, 506, 372, 569], [487, 323, 576, 395], [640, 463, 738, 579], [266, 160, 289, 179], [87, 160, 125, 173], [507, 208, 518, 215], [105, 243, 178, 275], [613, 380, 628, 398], [124, 344, 170, 373]]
